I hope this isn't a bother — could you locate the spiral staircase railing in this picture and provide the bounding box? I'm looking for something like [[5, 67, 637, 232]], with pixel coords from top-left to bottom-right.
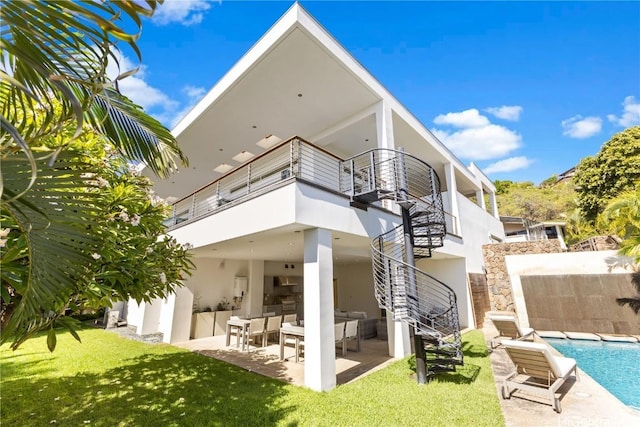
[[341, 148, 463, 378]]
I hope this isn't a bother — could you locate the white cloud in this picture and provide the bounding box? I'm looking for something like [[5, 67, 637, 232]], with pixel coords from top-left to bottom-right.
[[432, 108, 522, 161], [107, 52, 178, 112], [561, 115, 602, 138], [433, 108, 490, 128], [607, 96, 640, 127], [485, 105, 523, 121], [152, 0, 213, 26], [182, 85, 207, 100], [483, 156, 533, 174], [170, 86, 208, 127]]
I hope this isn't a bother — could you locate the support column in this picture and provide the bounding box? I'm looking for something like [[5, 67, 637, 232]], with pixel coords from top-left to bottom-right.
[[159, 285, 193, 344], [386, 313, 412, 357], [247, 260, 265, 317], [136, 297, 162, 335], [375, 100, 395, 150], [444, 163, 461, 234], [303, 228, 336, 391], [489, 190, 499, 218], [476, 188, 486, 211]]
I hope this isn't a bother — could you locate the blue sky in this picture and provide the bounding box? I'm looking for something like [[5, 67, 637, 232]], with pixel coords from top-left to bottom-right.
[[114, 1, 640, 184]]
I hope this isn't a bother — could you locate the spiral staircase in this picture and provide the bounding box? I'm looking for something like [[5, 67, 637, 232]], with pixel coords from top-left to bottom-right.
[[341, 149, 463, 379]]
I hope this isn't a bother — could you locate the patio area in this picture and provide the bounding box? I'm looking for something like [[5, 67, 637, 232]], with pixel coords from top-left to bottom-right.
[[173, 334, 394, 387]]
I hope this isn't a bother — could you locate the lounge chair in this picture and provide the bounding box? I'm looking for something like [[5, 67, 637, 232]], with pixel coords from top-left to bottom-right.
[[501, 339, 578, 413], [488, 314, 535, 348]]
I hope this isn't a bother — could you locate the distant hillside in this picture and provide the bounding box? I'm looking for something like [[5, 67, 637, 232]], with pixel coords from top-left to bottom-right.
[[494, 178, 576, 222]]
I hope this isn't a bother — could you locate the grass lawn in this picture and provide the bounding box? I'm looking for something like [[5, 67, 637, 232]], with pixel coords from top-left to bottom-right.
[[0, 327, 504, 426]]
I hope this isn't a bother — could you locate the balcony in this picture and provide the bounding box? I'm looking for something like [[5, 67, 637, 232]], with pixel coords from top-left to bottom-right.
[[167, 137, 344, 229], [165, 137, 458, 234]]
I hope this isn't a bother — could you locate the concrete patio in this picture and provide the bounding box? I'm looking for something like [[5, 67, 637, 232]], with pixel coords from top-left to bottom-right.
[[483, 316, 639, 426], [173, 334, 394, 387]]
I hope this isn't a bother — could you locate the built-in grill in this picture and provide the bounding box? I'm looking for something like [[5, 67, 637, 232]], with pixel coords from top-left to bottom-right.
[[281, 299, 297, 313]]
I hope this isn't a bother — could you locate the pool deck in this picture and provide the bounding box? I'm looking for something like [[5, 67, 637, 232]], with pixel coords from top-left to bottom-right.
[[483, 317, 640, 426]]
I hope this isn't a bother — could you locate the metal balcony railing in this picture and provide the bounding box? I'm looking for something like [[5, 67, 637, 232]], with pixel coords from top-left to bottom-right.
[[166, 137, 341, 229], [166, 136, 461, 237]]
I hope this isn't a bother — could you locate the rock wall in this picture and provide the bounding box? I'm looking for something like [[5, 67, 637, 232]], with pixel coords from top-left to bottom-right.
[[482, 240, 562, 311]]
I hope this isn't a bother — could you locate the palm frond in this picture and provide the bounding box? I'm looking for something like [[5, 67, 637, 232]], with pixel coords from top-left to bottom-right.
[[1, 151, 102, 346]]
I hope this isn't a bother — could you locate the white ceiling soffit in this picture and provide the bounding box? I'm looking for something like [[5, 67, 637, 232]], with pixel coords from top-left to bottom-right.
[[152, 10, 383, 198]]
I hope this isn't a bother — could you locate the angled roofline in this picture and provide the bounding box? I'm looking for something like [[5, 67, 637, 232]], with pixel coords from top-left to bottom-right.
[[172, 2, 478, 183]]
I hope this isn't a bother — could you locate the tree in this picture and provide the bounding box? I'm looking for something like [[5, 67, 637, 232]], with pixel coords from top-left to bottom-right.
[[1, 1, 191, 349], [601, 187, 640, 263], [600, 188, 640, 315], [573, 126, 640, 222], [495, 180, 576, 222]]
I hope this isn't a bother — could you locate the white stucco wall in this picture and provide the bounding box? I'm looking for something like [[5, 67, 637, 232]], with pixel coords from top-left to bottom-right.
[[417, 257, 474, 329], [505, 250, 635, 328], [333, 261, 379, 318], [187, 258, 249, 312], [158, 285, 194, 344]]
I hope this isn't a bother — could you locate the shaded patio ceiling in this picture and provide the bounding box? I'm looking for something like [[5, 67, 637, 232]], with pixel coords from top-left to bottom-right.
[[152, 27, 381, 200]]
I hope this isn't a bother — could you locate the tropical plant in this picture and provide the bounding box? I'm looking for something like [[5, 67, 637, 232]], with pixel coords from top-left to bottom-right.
[[573, 126, 640, 222], [601, 187, 640, 263], [599, 188, 640, 315], [616, 273, 640, 316], [1, 1, 190, 349]]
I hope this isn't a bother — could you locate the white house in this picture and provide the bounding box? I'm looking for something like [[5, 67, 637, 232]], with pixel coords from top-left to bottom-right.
[[126, 3, 504, 391]]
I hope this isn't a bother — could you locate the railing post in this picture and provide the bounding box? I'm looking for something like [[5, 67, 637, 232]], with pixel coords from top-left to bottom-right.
[[293, 138, 301, 177], [247, 163, 251, 194], [289, 139, 295, 178], [369, 150, 377, 192], [350, 159, 356, 196], [190, 193, 196, 220]]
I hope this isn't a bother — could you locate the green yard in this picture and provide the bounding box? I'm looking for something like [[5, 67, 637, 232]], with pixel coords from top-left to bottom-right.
[[0, 327, 503, 426]]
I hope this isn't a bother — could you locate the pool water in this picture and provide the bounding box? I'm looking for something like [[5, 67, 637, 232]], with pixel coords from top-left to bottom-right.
[[546, 338, 640, 410]]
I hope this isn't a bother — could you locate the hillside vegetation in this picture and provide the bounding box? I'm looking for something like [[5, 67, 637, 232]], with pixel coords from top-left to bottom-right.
[[495, 179, 576, 222], [494, 126, 639, 255]]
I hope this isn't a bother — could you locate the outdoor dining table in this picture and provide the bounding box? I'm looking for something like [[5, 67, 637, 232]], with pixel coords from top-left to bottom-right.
[[279, 324, 305, 363], [225, 317, 251, 352]]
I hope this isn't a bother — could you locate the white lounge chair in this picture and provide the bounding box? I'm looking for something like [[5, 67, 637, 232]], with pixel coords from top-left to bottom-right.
[[501, 339, 578, 413], [488, 314, 535, 348]]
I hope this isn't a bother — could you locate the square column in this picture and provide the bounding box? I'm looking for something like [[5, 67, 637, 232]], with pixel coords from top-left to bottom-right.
[[375, 100, 395, 150], [444, 163, 461, 234], [247, 260, 265, 317], [386, 316, 411, 357], [303, 228, 336, 391]]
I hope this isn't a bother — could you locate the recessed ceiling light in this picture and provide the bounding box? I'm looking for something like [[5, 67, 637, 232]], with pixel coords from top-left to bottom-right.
[[297, 93, 302, 97], [294, 230, 301, 233], [232, 150, 255, 163], [213, 163, 233, 173], [334, 237, 340, 240], [249, 240, 254, 243], [256, 134, 282, 149], [288, 242, 294, 246], [252, 125, 257, 129], [219, 148, 223, 151]]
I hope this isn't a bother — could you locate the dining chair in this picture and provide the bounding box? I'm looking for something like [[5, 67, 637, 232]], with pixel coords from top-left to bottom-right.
[[344, 319, 360, 352], [283, 313, 297, 325], [281, 322, 304, 362], [334, 321, 346, 357], [245, 317, 266, 351], [228, 315, 243, 347], [265, 315, 282, 344]]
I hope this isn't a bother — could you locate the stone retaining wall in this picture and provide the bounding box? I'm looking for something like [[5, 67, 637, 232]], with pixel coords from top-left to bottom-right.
[[482, 240, 562, 311]]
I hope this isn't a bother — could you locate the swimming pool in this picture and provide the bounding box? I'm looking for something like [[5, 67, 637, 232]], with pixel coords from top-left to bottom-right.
[[546, 338, 640, 410]]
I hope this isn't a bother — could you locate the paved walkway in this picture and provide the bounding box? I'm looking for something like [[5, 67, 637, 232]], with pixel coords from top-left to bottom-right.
[[482, 317, 639, 426]]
